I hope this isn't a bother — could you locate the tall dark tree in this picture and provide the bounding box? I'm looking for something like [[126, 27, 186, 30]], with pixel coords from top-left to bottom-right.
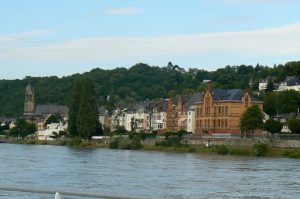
[[264, 119, 283, 134], [240, 105, 264, 138], [288, 118, 300, 134], [76, 78, 98, 140], [263, 92, 277, 116], [266, 81, 274, 92], [276, 90, 300, 114], [68, 79, 82, 137]]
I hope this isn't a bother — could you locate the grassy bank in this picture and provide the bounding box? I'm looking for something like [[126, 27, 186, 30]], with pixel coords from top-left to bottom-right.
[[143, 144, 300, 158], [8, 138, 300, 159]]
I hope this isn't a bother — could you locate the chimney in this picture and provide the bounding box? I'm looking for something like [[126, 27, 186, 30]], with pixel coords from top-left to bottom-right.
[[203, 80, 212, 91]]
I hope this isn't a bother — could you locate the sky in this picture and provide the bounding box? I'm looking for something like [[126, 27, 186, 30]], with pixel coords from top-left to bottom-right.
[[1, 0, 300, 79]]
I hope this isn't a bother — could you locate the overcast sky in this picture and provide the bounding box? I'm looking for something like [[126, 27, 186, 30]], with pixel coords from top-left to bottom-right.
[[1, 0, 300, 79]]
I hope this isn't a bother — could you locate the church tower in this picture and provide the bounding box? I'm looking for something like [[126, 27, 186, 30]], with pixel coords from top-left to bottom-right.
[[24, 82, 35, 115]]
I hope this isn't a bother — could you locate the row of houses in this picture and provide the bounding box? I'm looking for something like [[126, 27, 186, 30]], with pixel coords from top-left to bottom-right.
[[259, 76, 300, 92], [20, 81, 264, 139], [107, 81, 264, 137]]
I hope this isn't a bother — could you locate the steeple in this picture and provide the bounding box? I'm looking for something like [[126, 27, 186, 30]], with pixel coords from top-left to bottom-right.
[[249, 77, 253, 88], [24, 82, 35, 115]]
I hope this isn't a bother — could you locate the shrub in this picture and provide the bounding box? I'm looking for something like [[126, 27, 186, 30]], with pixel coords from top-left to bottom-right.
[[67, 137, 82, 147], [109, 137, 120, 149], [187, 147, 196, 153], [229, 148, 251, 156], [119, 138, 131, 150], [283, 150, 300, 158], [252, 141, 270, 157], [131, 136, 143, 150], [26, 140, 36, 145], [217, 145, 229, 155]]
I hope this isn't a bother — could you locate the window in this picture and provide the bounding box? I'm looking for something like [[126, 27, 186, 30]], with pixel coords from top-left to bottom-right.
[[218, 107, 221, 115], [245, 96, 249, 108], [225, 106, 228, 115], [158, 123, 163, 129]]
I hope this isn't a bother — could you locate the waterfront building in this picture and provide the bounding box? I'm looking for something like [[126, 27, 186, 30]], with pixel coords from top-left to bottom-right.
[[194, 81, 263, 136]]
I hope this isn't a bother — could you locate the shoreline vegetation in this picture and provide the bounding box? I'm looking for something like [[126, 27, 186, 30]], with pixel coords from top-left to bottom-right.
[[6, 137, 300, 159]]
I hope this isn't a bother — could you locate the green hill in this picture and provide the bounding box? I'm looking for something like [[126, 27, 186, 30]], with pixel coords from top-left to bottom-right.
[[1, 61, 300, 116]]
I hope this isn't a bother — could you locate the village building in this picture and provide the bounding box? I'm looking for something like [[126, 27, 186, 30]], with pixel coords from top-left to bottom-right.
[[194, 81, 263, 136], [24, 83, 69, 130], [166, 93, 202, 132]]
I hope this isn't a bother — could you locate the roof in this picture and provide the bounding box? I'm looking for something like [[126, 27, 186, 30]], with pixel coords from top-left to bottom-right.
[[212, 89, 244, 101], [35, 105, 69, 116], [98, 106, 107, 115], [184, 93, 203, 110]]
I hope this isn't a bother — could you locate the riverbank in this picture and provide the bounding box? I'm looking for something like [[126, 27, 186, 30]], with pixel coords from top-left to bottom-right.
[[6, 138, 300, 159]]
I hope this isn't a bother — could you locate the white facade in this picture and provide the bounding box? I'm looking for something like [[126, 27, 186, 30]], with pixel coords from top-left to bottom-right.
[[259, 81, 268, 91], [187, 105, 195, 133], [110, 109, 127, 131], [151, 112, 167, 131], [125, 112, 150, 132], [36, 122, 68, 140], [277, 84, 300, 92]]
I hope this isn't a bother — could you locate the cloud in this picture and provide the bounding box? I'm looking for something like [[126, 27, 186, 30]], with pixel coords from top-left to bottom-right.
[[0, 30, 53, 44], [1, 23, 300, 64], [104, 7, 142, 15]]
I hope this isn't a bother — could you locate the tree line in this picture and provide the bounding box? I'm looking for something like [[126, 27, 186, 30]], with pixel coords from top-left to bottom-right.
[[1, 61, 300, 116]]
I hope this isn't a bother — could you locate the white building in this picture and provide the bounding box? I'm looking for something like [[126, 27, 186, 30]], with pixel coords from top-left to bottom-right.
[[36, 122, 68, 140], [187, 105, 196, 133], [125, 111, 151, 132], [259, 80, 268, 91], [151, 112, 167, 132]]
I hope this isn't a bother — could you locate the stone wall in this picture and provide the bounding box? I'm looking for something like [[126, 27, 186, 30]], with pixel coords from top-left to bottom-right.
[[144, 137, 300, 149]]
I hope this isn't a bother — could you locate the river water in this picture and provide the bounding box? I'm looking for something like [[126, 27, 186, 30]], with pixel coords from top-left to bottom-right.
[[0, 143, 300, 199]]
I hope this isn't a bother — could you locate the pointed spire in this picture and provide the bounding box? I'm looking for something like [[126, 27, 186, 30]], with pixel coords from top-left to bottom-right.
[[26, 82, 33, 92]]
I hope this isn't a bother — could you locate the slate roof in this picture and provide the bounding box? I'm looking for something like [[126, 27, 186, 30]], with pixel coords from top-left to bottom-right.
[[184, 93, 203, 110], [35, 105, 69, 116], [211, 89, 244, 101]]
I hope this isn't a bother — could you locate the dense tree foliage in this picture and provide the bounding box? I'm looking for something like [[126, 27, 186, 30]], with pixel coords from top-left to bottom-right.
[[9, 119, 36, 138], [240, 105, 264, 137], [68, 78, 98, 140], [287, 118, 300, 134], [1, 61, 300, 116], [264, 119, 283, 134]]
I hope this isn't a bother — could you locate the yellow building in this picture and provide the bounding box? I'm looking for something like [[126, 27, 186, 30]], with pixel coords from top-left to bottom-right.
[[194, 82, 263, 136]]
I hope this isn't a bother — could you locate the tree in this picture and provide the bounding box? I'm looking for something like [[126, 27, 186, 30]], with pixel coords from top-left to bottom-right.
[[68, 79, 82, 137], [263, 92, 278, 116], [76, 78, 99, 140], [9, 118, 36, 138], [94, 120, 104, 136], [264, 119, 283, 134], [240, 105, 264, 138], [266, 81, 274, 92], [288, 118, 300, 134], [45, 114, 61, 126], [277, 90, 300, 114]]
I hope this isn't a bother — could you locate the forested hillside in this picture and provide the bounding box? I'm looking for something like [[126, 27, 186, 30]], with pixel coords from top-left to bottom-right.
[[1, 61, 300, 116]]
